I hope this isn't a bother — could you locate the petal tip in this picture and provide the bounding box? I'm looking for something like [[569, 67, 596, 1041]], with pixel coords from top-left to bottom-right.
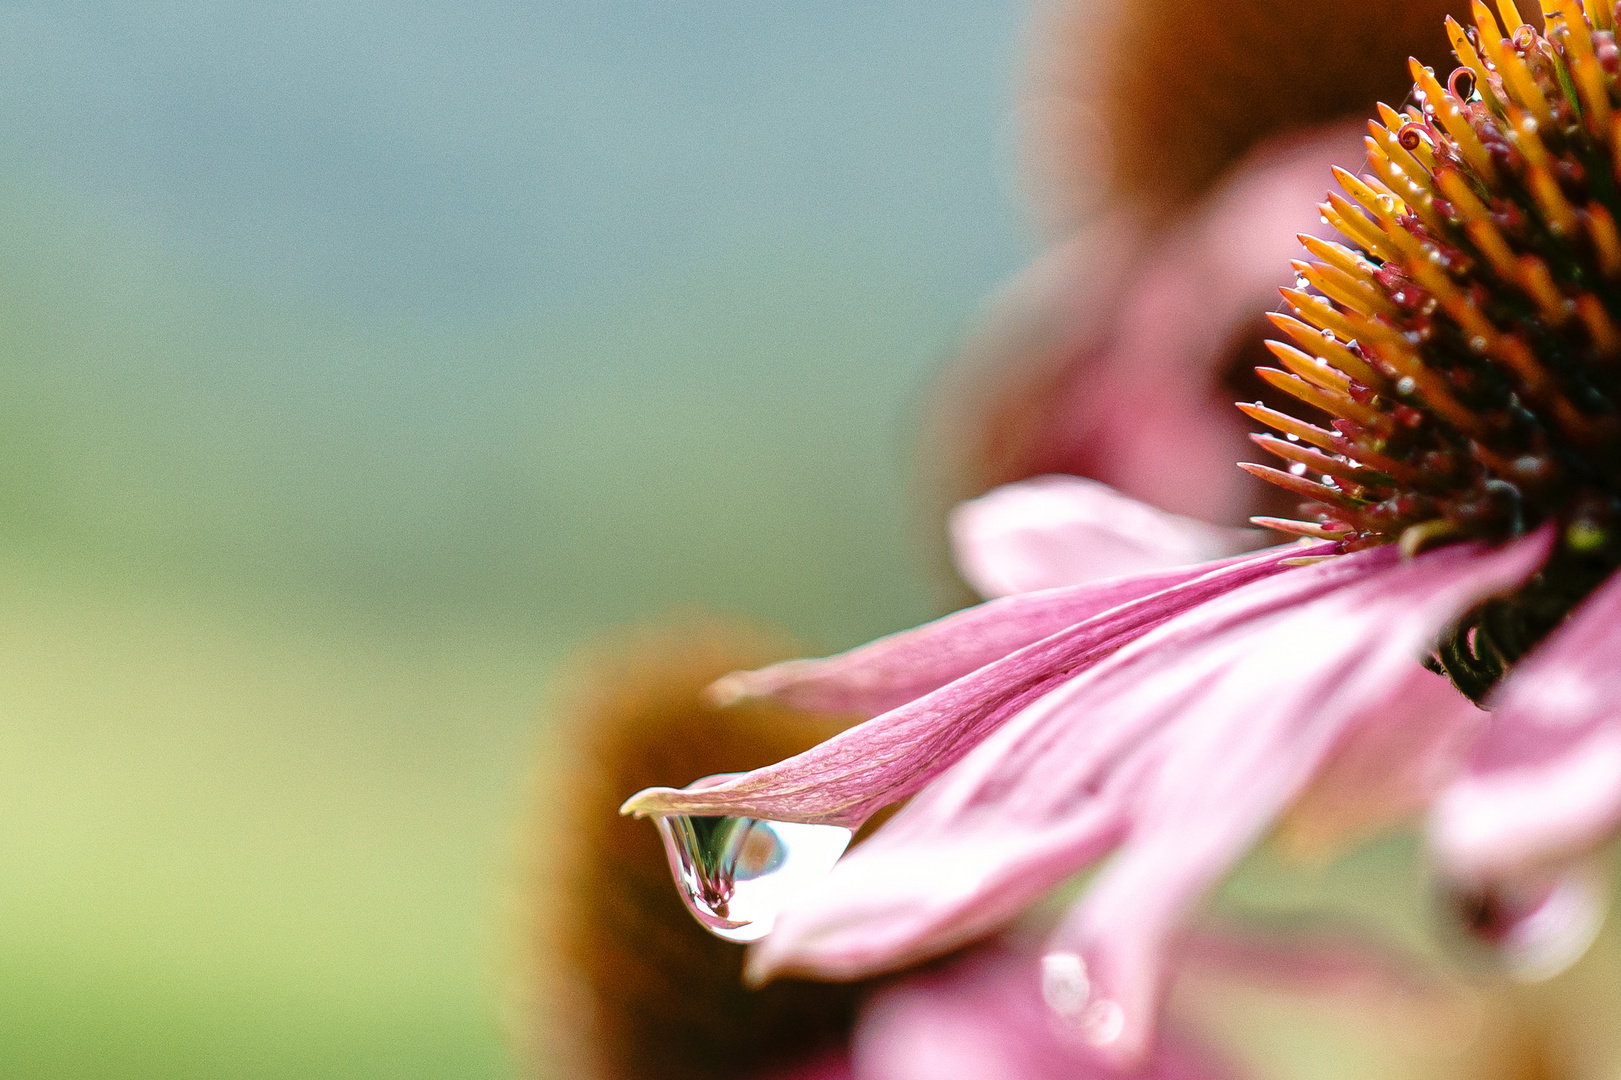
[[618, 786, 674, 818], [741, 947, 779, 989], [704, 670, 753, 707]]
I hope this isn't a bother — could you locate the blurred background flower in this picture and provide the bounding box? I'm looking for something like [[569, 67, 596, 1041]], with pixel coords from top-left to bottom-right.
[[0, 4, 1025, 1077], [11, 1, 1621, 1079]]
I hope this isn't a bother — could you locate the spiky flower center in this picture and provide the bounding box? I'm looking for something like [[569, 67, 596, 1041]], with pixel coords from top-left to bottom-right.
[[1246, 0, 1621, 698]]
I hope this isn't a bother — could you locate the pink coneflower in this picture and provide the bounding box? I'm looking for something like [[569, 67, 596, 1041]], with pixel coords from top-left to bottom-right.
[[531, 620, 1245, 1080], [626, 1, 1621, 1068]]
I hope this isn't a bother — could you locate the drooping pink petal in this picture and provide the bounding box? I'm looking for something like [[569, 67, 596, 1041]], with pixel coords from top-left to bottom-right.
[[1431, 567, 1621, 881], [622, 543, 1323, 828], [711, 543, 1290, 719], [851, 945, 1241, 1080], [1275, 665, 1486, 861], [1045, 536, 1547, 1065], [743, 546, 1485, 978], [745, 534, 1548, 1064], [950, 475, 1260, 599]]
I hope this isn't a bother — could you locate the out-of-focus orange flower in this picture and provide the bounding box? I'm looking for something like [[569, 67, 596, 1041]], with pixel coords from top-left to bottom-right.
[[918, 0, 1476, 569], [1023, 0, 1470, 230], [523, 621, 862, 1080]]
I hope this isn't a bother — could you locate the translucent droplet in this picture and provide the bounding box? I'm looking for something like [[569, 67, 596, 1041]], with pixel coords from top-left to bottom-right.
[[1442, 866, 1609, 982], [1289, 462, 1309, 476], [1040, 952, 1091, 1020], [1396, 376, 1418, 396], [1081, 999, 1125, 1046], [655, 808, 851, 942]]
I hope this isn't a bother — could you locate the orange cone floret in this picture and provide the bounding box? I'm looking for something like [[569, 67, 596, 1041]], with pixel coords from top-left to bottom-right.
[[1245, 1, 1621, 697]]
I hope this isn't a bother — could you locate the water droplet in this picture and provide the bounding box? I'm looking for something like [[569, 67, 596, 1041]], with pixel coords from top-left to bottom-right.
[[1289, 462, 1309, 476], [1040, 952, 1091, 1020], [1285, 432, 1300, 442], [1295, 273, 1310, 290], [1442, 866, 1609, 982], [655, 808, 851, 942], [1397, 376, 1418, 396], [1321, 328, 1335, 339], [1081, 999, 1125, 1046]]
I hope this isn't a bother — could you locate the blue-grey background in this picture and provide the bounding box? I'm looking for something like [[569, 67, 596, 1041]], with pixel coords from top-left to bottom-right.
[[0, 3, 1027, 1076]]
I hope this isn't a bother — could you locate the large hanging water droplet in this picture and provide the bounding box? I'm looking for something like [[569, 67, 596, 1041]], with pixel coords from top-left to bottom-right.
[[654, 802, 851, 943], [1441, 864, 1609, 982]]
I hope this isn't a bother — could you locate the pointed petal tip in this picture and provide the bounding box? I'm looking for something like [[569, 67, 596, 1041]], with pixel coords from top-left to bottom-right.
[[740, 950, 774, 989], [703, 670, 753, 707], [617, 786, 676, 818]]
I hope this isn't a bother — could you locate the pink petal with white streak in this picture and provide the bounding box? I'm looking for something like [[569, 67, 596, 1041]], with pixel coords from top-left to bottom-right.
[[623, 544, 1320, 827], [950, 475, 1260, 599], [712, 543, 1283, 719], [744, 549, 1465, 977], [747, 534, 1548, 1066], [1432, 568, 1621, 880], [1049, 537, 1546, 1065]]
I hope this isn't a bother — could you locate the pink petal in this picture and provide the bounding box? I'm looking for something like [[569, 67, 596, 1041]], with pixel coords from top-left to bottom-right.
[[950, 475, 1260, 598], [712, 544, 1288, 719], [622, 544, 1321, 828], [851, 945, 1241, 1080], [1432, 567, 1621, 879], [742, 549, 1424, 976], [1048, 537, 1547, 1065], [747, 533, 1548, 1065], [1276, 665, 1486, 861]]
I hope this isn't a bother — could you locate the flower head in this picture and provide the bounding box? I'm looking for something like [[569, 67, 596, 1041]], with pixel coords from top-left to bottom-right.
[[624, 1, 1621, 1069]]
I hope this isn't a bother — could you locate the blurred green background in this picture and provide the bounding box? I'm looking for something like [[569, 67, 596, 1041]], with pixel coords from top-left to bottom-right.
[[0, 3, 1027, 1076]]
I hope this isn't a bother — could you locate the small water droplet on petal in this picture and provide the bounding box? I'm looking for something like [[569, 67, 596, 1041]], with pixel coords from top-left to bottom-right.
[[1040, 952, 1091, 1020], [654, 796, 851, 942], [1444, 865, 1609, 982], [1080, 999, 1125, 1046], [1289, 462, 1309, 476]]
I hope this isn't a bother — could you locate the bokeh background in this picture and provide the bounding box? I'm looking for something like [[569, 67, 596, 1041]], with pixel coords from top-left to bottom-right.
[[0, 3, 1030, 1076]]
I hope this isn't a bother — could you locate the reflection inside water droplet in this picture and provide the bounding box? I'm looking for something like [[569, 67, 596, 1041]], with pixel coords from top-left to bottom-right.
[[1080, 999, 1125, 1046], [654, 806, 851, 943], [1443, 864, 1609, 982], [1040, 952, 1090, 1019]]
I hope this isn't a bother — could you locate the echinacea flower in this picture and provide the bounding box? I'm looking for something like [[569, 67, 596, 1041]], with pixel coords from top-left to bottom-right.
[[625, 2, 1621, 1067], [531, 619, 1244, 1080]]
